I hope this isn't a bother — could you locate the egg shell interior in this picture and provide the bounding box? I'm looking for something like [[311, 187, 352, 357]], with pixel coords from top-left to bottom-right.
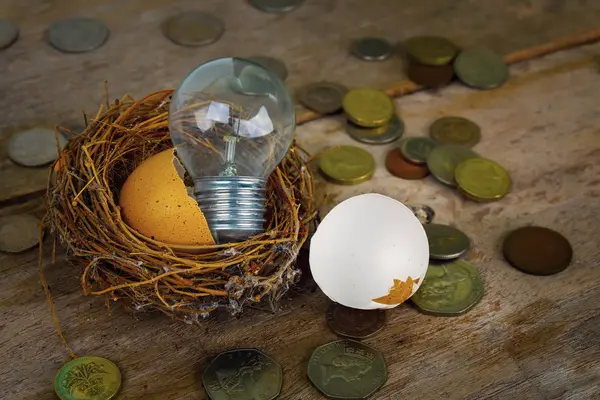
[[309, 193, 429, 310]]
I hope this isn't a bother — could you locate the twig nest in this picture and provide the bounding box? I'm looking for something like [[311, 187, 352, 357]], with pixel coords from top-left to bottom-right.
[[46, 90, 316, 322]]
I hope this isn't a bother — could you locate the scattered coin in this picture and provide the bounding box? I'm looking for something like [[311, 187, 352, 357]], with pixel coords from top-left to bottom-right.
[[343, 89, 394, 128], [250, 0, 305, 13], [162, 12, 224, 47], [320, 145, 375, 185], [0, 215, 41, 253], [503, 226, 573, 276], [407, 204, 435, 224], [429, 116, 481, 147], [247, 55, 289, 81], [404, 36, 458, 66], [326, 303, 386, 339], [0, 19, 19, 49], [426, 144, 479, 186], [454, 47, 509, 89], [411, 259, 484, 316], [424, 223, 470, 260], [346, 115, 404, 145], [400, 137, 439, 164], [385, 148, 429, 180], [48, 18, 109, 53], [297, 81, 348, 114], [351, 37, 393, 61], [203, 349, 282, 400], [307, 340, 387, 399], [54, 356, 121, 400], [407, 61, 454, 88], [455, 158, 511, 201], [8, 128, 68, 167]]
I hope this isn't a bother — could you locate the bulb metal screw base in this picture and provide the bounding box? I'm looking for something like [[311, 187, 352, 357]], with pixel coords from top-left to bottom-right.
[[194, 177, 268, 244]]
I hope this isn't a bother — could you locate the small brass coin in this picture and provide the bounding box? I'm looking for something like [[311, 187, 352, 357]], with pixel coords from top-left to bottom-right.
[[427, 144, 479, 187], [346, 115, 404, 145], [307, 340, 387, 399], [162, 12, 224, 47], [454, 47, 509, 89], [342, 89, 395, 128], [320, 145, 375, 185], [455, 158, 511, 201], [411, 259, 484, 316], [400, 137, 439, 164], [351, 37, 393, 61], [250, 0, 304, 13], [203, 349, 282, 399], [429, 116, 481, 147], [297, 81, 348, 114], [54, 356, 121, 400], [326, 303, 386, 339], [502, 226, 573, 276], [404, 36, 458, 66], [424, 223, 470, 260]]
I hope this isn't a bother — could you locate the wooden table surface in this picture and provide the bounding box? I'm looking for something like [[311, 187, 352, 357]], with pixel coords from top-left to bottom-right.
[[1, 1, 600, 399]]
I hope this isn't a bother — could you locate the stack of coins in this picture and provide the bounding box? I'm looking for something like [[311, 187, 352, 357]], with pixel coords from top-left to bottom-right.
[[404, 36, 458, 88], [411, 223, 485, 316], [386, 136, 437, 180]]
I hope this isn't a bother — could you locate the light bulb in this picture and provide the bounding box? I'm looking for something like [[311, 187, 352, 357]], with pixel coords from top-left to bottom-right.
[[169, 57, 296, 243]]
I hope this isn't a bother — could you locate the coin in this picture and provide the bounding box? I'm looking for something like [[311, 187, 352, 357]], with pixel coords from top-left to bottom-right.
[[8, 128, 68, 167], [426, 144, 479, 186], [203, 349, 282, 400], [407, 204, 435, 224], [307, 340, 387, 399], [404, 36, 458, 66], [297, 82, 348, 114], [351, 37, 393, 61], [162, 12, 224, 47], [346, 115, 404, 145], [502, 226, 573, 276], [326, 303, 386, 339], [411, 259, 484, 316], [424, 223, 470, 260], [0, 215, 41, 253], [0, 19, 19, 49], [54, 356, 121, 400], [399, 137, 439, 164], [454, 47, 509, 89], [406, 60, 454, 88], [49, 18, 109, 53], [343, 89, 394, 128], [455, 158, 511, 201], [429, 116, 481, 147], [385, 148, 429, 180], [250, 0, 305, 13], [320, 145, 375, 185], [247, 56, 288, 81]]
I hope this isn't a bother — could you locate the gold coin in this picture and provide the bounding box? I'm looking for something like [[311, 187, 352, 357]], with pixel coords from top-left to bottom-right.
[[319, 145, 375, 185], [55, 356, 122, 400], [342, 88, 394, 128], [455, 158, 511, 201], [405, 36, 458, 66]]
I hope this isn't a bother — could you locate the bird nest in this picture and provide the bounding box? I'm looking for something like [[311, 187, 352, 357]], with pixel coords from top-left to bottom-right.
[[45, 90, 317, 323]]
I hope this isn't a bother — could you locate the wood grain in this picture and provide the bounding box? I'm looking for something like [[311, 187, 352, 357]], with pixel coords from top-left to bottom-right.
[[1, 1, 600, 399]]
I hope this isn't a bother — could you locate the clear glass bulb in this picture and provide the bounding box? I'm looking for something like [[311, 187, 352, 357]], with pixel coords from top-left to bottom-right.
[[169, 57, 296, 244]]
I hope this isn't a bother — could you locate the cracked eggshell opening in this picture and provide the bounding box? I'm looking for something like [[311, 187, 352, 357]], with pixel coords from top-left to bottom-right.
[[119, 148, 215, 250], [309, 193, 429, 310]]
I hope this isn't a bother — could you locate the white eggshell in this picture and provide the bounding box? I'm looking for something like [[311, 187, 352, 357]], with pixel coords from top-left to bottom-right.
[[309, 193, 429, 310]]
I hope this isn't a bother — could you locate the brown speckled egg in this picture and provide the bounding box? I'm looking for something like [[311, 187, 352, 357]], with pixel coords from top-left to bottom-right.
[[119, 148, 214, 246]]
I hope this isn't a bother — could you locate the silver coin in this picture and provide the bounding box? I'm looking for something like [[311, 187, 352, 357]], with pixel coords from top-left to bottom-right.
[[250, 0, 305, 13], [0, 19, 19, 49], [424, 223, 470, 260], [8, 128, 68, 167], [246, 56, 288, 81], [297, 82, 348, 114], [48, 18, 109, 53], [346, 115, 404, 145], [351, 37, 393, 61], [0, 215, 42, 253], [407, 204, 435, 224], [400, 137, 439, 164], [162, 12, 224, 47]]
